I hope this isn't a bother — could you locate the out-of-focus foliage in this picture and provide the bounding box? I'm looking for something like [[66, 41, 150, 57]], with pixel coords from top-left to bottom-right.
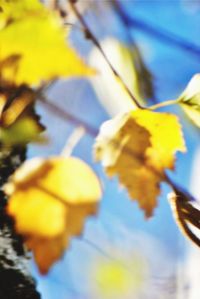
[[0, 0, 199, 284], [95, 109, 186, 217], [0, 88, 35, 127], [0, 87, 44, 145], [4, 157, 101, 273], [0, 0, 93, 86], [168, 182, 200, 248], [178, 74, 200, 128], [89, 38, 150, 116], [0, 117, 45, 145], [93, 259, 145, 299]]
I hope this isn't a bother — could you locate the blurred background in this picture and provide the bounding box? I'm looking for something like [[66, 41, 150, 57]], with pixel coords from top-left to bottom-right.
[[30, 0, 200, 298]]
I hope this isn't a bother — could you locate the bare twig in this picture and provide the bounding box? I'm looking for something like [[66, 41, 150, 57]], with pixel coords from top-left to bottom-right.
[[38, 94, 99, 136], [113, 0, 200, 60], [68, 0, 143, 109]]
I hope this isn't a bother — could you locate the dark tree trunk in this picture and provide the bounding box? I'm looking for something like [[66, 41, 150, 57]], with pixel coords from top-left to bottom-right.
[[0, 146, 41, 299]]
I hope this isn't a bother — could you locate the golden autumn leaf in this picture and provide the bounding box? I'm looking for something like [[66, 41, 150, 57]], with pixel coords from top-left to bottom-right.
[[133, 110, 186, 170], [94, 109, 186, 217], [0, 0, 93, 86], [5, 157, 101, 274]]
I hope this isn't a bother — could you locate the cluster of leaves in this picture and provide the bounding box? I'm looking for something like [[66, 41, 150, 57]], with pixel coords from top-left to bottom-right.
[[1, 0, 200, 274], [0, 0, 92, 145], [0, 0, 99, 273]]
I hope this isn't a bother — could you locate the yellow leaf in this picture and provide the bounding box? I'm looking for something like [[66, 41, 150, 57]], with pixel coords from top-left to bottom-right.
[[94, 109, 185, 217], [26, 234, 69, 275], [132, 110, 186, 170], [177, 74, 200, 128], [0, 0, 43, 18], [0, 0, 43, 30], [5, 157, 101, 273], [7, 186, 67, 237], [0, 0, 93, 86]]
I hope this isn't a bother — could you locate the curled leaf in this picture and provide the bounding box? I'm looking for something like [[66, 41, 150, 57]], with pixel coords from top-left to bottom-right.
[[168, 182, 200, 248], [95, 109, 186, 217], [5, 156, 102, 273]]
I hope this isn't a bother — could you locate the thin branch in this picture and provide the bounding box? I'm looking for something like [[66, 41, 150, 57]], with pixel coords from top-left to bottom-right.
[[111, 0, 156, 102], [68, 0, 143, 109], [38, 94, 99, 136], [114, 0, 200, 60]]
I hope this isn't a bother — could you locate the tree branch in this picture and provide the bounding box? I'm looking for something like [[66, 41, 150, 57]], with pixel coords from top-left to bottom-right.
[[113, 0, 200, 60], [68, 0, 143, 109], [38, 94, 99, 136]]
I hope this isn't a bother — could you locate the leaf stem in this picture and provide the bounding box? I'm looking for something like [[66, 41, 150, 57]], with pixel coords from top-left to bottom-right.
[[68, 0, 143, 109], [61, 126, 86, 156], [148, 99, 179, 111]]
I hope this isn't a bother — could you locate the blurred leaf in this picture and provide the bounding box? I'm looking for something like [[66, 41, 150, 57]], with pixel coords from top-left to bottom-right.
[[94, 261, 135, 298], [0, 87, 36, 126], [5, 157, 102, 273], [89, 38, 154, 116], [168, 182, 200, 248], [94, 109, 185, 217], [0, 117, 45, 145], [0, 0, 93, 86], [0, 86, 45, 145], [0, 0, 42, 19], [178, 74, 200, 127]]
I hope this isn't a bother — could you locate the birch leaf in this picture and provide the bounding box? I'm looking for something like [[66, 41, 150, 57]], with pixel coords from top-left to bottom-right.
[[94, 109, 185, 217], [5, 157, 101, 273], [0, 0, 93, 86], [178, 74, 200, 127]]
